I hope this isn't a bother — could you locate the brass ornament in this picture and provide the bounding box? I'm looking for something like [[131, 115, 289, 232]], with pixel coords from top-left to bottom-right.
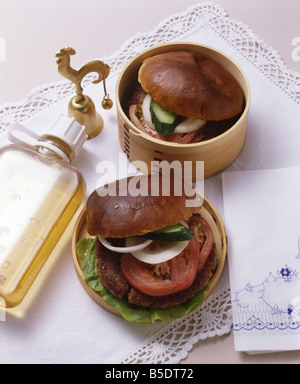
[[55, 47, 113, 139], [101, 79, 114, 110]]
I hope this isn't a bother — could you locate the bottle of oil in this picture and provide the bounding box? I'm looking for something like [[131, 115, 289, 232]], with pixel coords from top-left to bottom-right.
[[0, 115, 86, 307]]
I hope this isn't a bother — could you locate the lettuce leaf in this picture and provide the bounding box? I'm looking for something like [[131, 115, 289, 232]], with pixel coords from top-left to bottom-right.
[[76, 238, 209, 324]]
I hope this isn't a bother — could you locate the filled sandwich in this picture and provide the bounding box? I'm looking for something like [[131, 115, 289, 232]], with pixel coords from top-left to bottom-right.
[[76, 174, 219, 324], [127, 50, 244, 144]]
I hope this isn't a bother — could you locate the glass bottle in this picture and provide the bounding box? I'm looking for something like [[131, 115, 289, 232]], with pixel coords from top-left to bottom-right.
[[0, 115, 86, 307]]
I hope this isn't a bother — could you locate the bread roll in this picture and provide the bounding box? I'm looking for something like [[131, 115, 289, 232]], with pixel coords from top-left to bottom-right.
[[138, 50, 244, 121], [86, 174, 201, 238]]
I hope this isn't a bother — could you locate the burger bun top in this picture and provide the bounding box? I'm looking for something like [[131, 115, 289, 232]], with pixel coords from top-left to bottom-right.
[[138, 50, 244, 121], [86, 174, 201, 238]]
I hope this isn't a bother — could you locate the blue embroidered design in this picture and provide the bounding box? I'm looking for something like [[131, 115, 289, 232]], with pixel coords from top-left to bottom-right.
[[279, 266, 296, 282], [233, 265, 300, 332], [234, 315, 300, 332]]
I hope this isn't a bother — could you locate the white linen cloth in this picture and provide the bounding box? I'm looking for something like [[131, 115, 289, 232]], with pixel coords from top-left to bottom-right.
[[0, 2, 299, 363], [223, 167, 300, 353]]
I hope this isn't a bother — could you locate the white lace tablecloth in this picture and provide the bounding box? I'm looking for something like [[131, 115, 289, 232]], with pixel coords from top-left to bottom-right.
[[0, 2, 299, 364]]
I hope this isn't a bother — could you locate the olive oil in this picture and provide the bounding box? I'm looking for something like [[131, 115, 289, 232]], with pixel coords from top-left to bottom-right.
[[0, 116, 87, 307]]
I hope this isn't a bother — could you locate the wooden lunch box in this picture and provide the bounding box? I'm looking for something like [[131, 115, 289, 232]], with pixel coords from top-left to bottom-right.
[[115, 42, 251, 180], [72, 192, 227, 318]]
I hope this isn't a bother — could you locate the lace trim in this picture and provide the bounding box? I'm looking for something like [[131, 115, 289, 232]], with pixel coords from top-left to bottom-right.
[[119, 286, 232, 364]]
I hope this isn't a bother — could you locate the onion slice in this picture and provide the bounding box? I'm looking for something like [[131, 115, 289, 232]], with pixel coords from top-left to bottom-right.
[[98, 236, 153, 253], [142, 94, 153, 127], [128, 239, 190, 264], [174, 117, 206, 133]]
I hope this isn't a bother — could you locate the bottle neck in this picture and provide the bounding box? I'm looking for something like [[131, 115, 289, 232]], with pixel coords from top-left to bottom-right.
[[34, 135, 74, 163]]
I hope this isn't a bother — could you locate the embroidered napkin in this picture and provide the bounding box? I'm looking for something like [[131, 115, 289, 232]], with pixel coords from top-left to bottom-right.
[[222, 167, 300, 354]]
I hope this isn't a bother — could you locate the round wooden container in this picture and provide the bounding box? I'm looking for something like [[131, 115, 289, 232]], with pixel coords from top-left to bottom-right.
[[116, 42, 251, 180], [72, 193, 227, 320]]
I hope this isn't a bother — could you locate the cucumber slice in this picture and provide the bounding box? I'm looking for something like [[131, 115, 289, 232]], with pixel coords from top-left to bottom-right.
[[143, 223, 195, 242], [151, 100, 179, 135]]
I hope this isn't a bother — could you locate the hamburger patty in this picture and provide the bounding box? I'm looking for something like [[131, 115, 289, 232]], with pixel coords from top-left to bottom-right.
[[96, 240, 129, 299], [96, 238, 217, 309]]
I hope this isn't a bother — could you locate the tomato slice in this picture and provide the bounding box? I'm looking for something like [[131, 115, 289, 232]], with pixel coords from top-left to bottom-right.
[[187, 216, 214, 271], [121, 236, 199, 297], [165, 131, 198, 144]]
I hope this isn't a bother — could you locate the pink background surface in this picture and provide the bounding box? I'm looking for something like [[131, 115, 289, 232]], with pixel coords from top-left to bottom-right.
[[1, 0, 299, 105]]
